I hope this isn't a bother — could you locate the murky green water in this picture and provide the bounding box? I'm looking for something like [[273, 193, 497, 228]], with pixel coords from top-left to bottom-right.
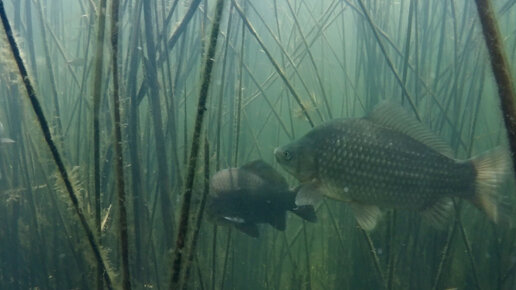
[[0, 0, 515, 289]]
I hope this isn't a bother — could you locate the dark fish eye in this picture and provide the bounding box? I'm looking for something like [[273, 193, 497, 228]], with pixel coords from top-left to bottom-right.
[[283, 150, 293, 161]]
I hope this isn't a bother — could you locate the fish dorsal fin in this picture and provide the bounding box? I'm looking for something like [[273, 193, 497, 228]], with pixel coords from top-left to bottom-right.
[[240, 160, 288, 190], [349, 202, 382, 231], [235, 223, 260, 238], [367, 102, 453, 157]]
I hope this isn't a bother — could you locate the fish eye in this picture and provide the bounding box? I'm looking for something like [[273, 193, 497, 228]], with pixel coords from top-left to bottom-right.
[[283, 150, 293, 161]]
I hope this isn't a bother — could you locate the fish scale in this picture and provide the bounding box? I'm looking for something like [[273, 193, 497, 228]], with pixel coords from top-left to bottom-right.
[[312, 119, 473, 208], [275, 103, 508, 230]]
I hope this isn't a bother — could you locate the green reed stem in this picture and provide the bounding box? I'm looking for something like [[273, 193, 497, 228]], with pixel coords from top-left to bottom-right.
[[360, 228, 387, 289], [474, 0, 516, 178], [110, 0, 131, 288], [170, 0, 225, 288], [91, 0, 107, 288], [181, 137, 211, 289]]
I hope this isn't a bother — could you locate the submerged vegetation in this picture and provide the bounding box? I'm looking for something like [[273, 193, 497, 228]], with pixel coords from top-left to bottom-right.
[[0, 0, 515, 289]]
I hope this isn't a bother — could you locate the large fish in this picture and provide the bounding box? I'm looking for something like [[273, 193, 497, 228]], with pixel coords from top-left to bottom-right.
[[207, 160, 317, 237], [274, 103, 509, 230]]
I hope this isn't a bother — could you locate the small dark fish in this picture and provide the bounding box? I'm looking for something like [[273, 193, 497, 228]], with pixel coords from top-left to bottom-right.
[[207, 160, 317, 237], [66, 58, 86, 67], [0, 121, 14, 144], [274, 103, 510, 230]]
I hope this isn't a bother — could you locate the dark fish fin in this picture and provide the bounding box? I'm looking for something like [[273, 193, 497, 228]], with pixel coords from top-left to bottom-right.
[[240, 160, 288, 189], [367, 102, 453, 157], [421, 198, 453, 229], [469, 148, 510, 223], [269, 211, 286, 231], [235, 223, 260, 238], [291, 205, 317, 222], [0, 138, 14, 144], [349, 202, 382, 231], [295, 182, 324, 206]]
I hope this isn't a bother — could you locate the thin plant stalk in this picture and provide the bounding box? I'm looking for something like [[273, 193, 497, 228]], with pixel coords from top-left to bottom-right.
[[34, 0, 64, 136], [110, 0, 131, 288], [142, 0, 175, 246], [220, 229, 232, 290], [233, 12, 245, 166], [302, 221, 312, 290], [157, 0, 202, 63], [91, 0, 107, 287], [169, 0, 225, 288], [474, 0, 516, 175], [181, 137, 211, 289]]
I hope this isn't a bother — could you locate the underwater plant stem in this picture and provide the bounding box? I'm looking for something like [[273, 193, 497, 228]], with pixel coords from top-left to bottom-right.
[[386, 211, 396, 290], [454, 202, 483, 290], [181, 137, 211, 289], [234, 15, 245, 166], [0, 1, 113, 289], [169, 0, 225, 288], [142, 0, 175, 246], [220, 229, 232, 290], [360, 228, 387, 289], [91, 0, 107, 288], [110, 0, 131, 289], [302, 221, 313, 290], [157, 0, 201, 63], [474, 0, 516, 174], [211, 225, 217, 290], [34, 0, 64, 137], [432, 218, 458, 290]]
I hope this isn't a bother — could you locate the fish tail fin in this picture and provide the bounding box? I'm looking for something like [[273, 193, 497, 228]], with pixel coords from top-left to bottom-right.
[[291, 205, 317, 222], [470, 147, 510, 223]]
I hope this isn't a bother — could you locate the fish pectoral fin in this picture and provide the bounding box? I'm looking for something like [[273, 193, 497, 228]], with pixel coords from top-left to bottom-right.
[[223, 216, 245, 224], [421, 198, 453, 229], [295, 181, 324, 206], [349, 202, 382, 231], [269, 211, 287, 231], [291, 205, 317, 223], [235, 223, 260, 238]]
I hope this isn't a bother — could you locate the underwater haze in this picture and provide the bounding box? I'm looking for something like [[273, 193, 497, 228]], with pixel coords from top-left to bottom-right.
[[1, 0, 516, 289]]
